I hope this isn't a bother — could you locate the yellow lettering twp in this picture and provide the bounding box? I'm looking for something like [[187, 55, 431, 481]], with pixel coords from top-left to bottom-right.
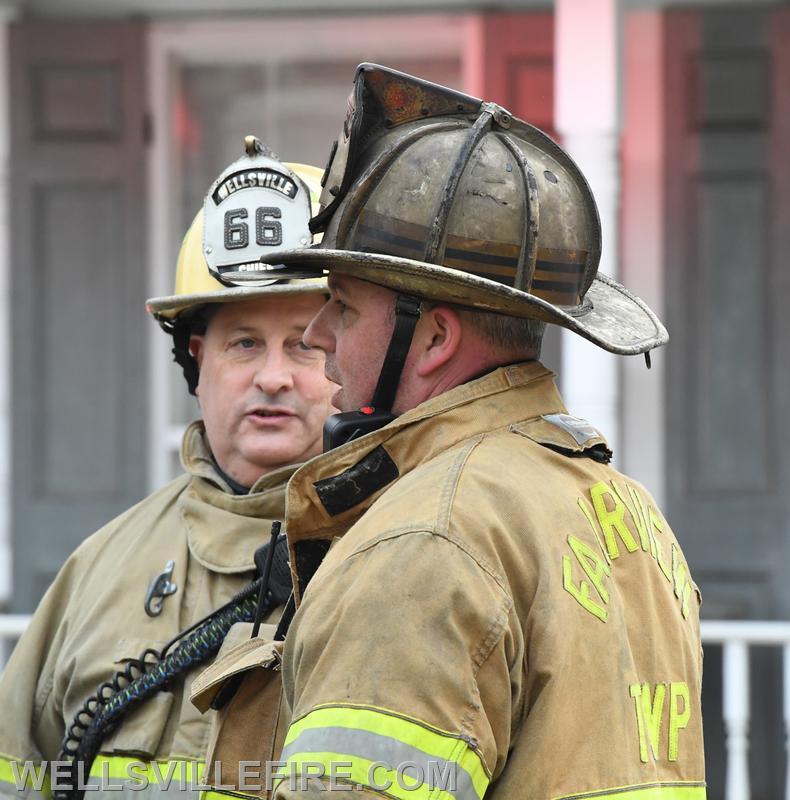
[[629, 682, 691, 763]]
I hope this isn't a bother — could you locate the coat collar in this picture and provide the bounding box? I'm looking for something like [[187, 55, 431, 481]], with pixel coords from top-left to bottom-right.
[[285, 362, 566, 551], [180, 421, 298, 573], [180, 420, 298, 495]]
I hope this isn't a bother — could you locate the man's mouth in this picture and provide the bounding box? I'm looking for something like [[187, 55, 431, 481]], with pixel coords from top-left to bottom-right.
[[247, 407, 296, 419]]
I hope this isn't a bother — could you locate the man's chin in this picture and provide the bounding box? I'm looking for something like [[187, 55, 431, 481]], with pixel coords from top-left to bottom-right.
[[242, 432, 323, 472], [331, 388, 352, 413]]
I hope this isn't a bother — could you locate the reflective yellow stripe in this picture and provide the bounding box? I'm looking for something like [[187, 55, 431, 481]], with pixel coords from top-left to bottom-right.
[[556, 783, 707, 800], [281, 704, 489, 800], [88, 757, 204, 785], [0, 754, 51, 797]]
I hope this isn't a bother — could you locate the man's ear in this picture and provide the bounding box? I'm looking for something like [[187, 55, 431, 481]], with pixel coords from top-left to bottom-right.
[[413, 305, 463, 378], [189, 335, 205, 370]]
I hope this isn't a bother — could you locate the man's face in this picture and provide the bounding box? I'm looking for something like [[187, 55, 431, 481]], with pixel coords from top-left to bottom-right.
[[303, 273, 395, 413], [190, 293, 337, 487]]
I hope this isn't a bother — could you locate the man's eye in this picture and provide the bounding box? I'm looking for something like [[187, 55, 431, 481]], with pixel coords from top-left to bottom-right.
[[234, 338, 256, 349], [335, 299, 348, 314], [297, 340, 313, 352]]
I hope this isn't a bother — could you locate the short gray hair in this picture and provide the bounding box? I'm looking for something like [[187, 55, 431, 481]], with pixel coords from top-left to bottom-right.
[[389, 296, 545, 359], [459, 307, 545, 359]]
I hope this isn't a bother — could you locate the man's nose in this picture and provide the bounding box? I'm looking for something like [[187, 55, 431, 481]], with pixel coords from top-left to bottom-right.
[[253, 348, 295, 394], [303, 304, 334, 353]]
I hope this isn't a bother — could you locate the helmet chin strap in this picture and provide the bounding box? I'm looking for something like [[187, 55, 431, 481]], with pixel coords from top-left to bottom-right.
[[170, 319, 200, 396], [369, 294, 422, 411], [322, 293, 422, 451]]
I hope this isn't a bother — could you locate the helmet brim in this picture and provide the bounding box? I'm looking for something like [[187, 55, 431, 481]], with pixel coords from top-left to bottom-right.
[[258, 248, 667, 355], [147, 277, 328, 321]]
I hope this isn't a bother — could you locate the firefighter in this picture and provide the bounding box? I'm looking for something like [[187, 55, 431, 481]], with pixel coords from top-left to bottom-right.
[[0, 140, 336, 800], [195, 66, 706, 799]]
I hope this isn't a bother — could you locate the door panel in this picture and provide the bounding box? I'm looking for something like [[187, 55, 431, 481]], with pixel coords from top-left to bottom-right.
[[10, 22, 148, 610], [665, 6, 788, 619]]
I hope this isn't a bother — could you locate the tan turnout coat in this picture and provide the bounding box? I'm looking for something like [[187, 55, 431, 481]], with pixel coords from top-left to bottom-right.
[[196, 362, 706, 800], [0, 422, 292, 800]]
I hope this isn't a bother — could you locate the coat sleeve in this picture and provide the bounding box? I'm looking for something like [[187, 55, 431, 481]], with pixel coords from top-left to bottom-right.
[[273, 529, 517, 800], [0, 549, 82, 800]]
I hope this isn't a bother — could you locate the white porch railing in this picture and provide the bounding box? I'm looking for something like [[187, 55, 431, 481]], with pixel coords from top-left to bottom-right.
[[1, 616, 789, 799], [699, 620, 790, 800]]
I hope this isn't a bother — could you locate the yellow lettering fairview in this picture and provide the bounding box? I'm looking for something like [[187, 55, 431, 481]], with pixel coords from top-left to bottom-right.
[[562, 535, 611, 622], [562, 479, 694, 622]]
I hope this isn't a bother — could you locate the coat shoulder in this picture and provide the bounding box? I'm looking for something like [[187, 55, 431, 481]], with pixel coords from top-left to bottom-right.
[[68, 473, 192, 567]]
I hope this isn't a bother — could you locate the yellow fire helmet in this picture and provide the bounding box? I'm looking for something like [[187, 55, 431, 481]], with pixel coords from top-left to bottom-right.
[[146, 136, 327, 393]]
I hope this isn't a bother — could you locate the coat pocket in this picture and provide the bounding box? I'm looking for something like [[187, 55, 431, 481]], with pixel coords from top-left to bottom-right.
[[191, 635, 287, 799], [100, 639, 176, 759]]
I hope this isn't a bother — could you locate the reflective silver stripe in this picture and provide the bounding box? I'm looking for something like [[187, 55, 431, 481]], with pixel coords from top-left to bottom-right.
[[0, 782, 48, 800], [82, 789, 201, 800], [79, 779, 200, 800], [81, 777, 204, 800], [280, 726, 480, 800]]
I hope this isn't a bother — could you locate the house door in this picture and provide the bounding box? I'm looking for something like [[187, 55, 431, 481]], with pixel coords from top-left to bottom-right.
[[663, 7, 790, 798]]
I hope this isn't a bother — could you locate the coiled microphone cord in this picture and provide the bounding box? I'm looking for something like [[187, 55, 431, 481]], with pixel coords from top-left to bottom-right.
[[54, 527, 292, 800]]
